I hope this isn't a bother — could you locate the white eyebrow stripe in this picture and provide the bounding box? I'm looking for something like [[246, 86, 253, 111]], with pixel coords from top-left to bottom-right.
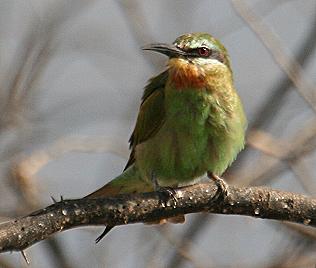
[[193, 57, 226, 68]]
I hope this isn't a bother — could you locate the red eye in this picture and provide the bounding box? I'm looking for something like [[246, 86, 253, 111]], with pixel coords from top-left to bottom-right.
[[197, 47, 210, 57]]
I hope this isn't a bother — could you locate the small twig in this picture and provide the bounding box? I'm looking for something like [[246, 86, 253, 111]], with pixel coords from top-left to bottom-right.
[[1, 183, 316, 253]]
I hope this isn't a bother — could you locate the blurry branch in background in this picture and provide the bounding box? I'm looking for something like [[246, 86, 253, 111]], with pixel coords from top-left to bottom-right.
[[166, 214, 212, 268], [240, 118, 316, 186], [0, 259, 15, 268], [0, 1, 97, 267], [267, 219, 316, 268], [283, 222, 316, 240], [116, 0, 161, 69], [1, 183, 316, 254], [157, 227, 207, 268], [267, 237, 316, 268], [231, 0, 316, 117], [117, 0, 153, 47], [218, 0, 292, 37], [229, 0, 316, 176], [3, 0, 99, 207], [161, 225, 218, 268], [273, 256, 316, 268], [11, 135, 127, 212]]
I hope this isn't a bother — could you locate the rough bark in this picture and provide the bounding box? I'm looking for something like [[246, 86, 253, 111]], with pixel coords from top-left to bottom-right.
[[0, 183, 315, 253]]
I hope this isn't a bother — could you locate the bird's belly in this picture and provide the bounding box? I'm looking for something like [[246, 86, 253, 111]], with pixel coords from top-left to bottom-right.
[[135, 124, 210, 186], [134, 90, 245, 187]]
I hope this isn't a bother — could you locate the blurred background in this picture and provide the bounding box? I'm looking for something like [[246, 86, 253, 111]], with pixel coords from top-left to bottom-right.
[[0, 0, 315, 267]]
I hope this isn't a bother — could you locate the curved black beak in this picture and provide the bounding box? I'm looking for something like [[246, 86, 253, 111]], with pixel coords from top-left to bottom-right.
[[142, 43, 186, 57]]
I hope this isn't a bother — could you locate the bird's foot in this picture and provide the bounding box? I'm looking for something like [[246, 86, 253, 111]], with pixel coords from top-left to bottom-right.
[[157, 186, 178, 206], [207, 172, 228, 200], [151, 172, 178, 206], [95, 225, 114, 244]]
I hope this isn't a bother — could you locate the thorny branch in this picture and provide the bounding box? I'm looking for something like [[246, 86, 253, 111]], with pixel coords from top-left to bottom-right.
[[0, 183, 316, 253]]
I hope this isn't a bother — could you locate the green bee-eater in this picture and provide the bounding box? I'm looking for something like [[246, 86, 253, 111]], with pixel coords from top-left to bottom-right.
[[86, 33, 247, 239]]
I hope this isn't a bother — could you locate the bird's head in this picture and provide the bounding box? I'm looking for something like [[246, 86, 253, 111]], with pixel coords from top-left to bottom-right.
[[143, 33, 232, 88], [143, 33, 231, 72]]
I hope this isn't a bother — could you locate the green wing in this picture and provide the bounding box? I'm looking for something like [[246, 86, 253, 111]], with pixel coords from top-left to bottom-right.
[[124, 70, 168, 170]]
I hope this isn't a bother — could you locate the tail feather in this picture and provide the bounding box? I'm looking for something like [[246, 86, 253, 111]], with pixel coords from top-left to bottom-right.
[[85, 165, 153, 199], [85, 183, 125, 198], [84, 164, 186, 224]]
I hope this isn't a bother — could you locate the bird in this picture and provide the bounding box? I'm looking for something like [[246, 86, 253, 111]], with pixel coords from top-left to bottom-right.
[[86, 33, 247, 242]]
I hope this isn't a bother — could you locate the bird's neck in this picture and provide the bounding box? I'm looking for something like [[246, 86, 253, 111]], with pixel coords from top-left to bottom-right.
[[167, 57, 237, 117], [168, 58, 207, 89], [167, 58, 233, 92]]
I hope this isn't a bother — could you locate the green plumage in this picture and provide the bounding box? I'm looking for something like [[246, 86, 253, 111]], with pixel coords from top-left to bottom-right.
[[87, 33, 247, 198]]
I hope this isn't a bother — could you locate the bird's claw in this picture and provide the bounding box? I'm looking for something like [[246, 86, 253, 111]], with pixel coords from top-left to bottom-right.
[[151, 171, 178, 206], [207, 172, 228, 200], [157, 186, 178, 206]]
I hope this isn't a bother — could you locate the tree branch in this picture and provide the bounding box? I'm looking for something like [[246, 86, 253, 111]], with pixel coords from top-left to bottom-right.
[[0, 183, 315, 253]]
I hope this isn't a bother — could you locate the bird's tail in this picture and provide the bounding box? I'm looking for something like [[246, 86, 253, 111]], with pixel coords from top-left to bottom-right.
[[85, 165, 185, 224], [85, 165, 153, 198]]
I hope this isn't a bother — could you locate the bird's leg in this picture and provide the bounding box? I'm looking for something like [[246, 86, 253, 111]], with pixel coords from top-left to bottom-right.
[[147, 172, 183, 225], [207, 171, 228, 200], [151, 171, 178, 204], [151, 171, 160, 190]]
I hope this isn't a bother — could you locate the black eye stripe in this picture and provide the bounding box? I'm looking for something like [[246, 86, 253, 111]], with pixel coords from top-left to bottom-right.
[[176, 46, 226, 64]]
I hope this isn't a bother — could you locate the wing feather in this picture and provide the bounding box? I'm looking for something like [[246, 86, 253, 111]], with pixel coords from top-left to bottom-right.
[[124, 70, 168, 170]]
